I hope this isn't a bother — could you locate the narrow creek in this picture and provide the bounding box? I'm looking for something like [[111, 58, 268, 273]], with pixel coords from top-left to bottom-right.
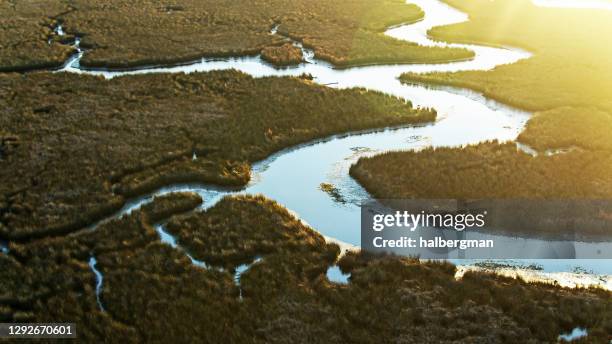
[[234, 257, 263, 300], [155, 221, 263, 297], [88, 256, 105, 312], [155, 224, 208, 268], [46, 0, 611, 288], [558, 328, 588, 342]]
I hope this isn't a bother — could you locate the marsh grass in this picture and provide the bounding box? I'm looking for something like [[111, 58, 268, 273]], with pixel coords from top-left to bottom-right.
[[518, 107, 612, 152], [0, 1, 75, 72], [362, 0, 612, 239], [5, 194, 609, 342], [0, 70, 434, 240], [400, 0, 612, 153], [261, 43, 304, 66], [351, 141, 612, 237], [1, 0, 473, 71]]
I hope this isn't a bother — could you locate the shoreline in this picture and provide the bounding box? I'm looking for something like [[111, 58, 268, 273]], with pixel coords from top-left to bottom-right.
[[455, 264, 612, 291]]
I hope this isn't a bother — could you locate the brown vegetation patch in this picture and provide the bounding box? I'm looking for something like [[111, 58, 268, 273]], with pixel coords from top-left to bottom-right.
[[0, 1, 75, 72], [261, 43, 303, 66], [351, 141, 612, 237], [351, 141, 612, 199], [165, 195, 338, 269]]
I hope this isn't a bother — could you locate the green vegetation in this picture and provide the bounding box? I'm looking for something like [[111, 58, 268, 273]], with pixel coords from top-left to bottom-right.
[[0, 70, 435, 240], [261, 43, 304, 66], [297, 28, 473, 68], [402, 0, 612, 110], [0, 0, 473, 71], [3, 1, 610, 338], [400, 0, 612, 152], [518, 107, 612, 152], [3, 194, 610, 342], [1, 192, 202, 341]]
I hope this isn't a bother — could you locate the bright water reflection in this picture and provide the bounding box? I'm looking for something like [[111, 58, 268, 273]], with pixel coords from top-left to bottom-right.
[[558, 327, 588, 342], [534, 0, 612, 10], [326, 266, 350, 284]]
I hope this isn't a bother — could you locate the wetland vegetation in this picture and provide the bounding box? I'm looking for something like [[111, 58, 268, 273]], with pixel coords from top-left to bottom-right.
[[351, 142, 612, 238], [402, 0, 612, 112], [0, 1, 73, 72], [400, 0, 612, 153], [518, 107, 612, 152], [319, 183, 346, 204], [2, 193, 611, 343], [2, 0, 611, 341], [0, 70, 434, 241], [261, 43, 304, 66], [0, 0, 473, 71], [352, 0, 612, 240], [351, 142, 612, 200]]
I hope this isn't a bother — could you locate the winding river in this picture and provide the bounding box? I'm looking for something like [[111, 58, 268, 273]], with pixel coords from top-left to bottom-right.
[[48, 0, 612, 288]]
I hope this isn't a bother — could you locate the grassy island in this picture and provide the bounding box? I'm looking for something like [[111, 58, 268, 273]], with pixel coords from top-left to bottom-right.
[[261, 43, 304, 66]]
